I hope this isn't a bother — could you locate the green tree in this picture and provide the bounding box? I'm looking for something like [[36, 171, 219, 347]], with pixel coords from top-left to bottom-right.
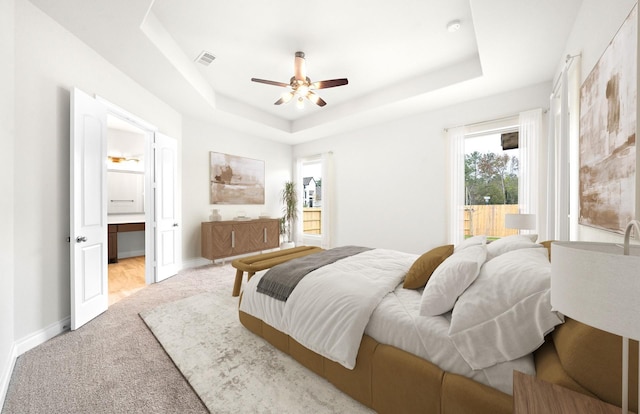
[[464, 151, 518, 205], [465, 151, 482, 205]]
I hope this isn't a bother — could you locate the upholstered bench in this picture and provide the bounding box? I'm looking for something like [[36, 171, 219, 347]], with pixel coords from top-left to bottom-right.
[[230, 246, 324, 296]]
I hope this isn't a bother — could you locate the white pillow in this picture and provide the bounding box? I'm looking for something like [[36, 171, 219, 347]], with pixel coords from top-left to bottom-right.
[[454, 235, 486, 253], [419, 244, 487, 316], [448, 247, 563, 370], [486, 234, 542, 261]]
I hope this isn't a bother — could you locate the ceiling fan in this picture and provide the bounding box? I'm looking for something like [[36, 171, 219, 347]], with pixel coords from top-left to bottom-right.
[[251, 51, 348, 107]]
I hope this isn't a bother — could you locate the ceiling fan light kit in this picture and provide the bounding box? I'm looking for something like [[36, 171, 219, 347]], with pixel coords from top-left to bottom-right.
[[251, 51, 348, 108], [108, 155, 140, 163]]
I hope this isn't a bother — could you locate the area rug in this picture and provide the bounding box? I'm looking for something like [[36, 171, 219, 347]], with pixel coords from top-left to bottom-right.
[[140, 277, 372, 413]]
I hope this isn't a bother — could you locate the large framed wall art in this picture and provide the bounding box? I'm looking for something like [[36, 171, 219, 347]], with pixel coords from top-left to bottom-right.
[[209, 152, 265, 204], [579, 4, 637, 233]]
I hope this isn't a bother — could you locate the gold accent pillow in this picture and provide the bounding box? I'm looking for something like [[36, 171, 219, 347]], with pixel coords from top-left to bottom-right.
[[403, 244, 454, 289]]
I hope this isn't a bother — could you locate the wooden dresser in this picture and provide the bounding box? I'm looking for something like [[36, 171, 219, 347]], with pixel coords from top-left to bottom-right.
[[201, 218, 280, 260]]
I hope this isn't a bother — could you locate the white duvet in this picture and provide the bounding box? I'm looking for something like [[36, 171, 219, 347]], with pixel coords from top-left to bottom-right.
[[239, 247, 536, 394], [241, 248, 415, 369]]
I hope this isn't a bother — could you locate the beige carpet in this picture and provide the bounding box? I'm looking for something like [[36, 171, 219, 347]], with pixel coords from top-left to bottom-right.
[[3, 264, 225, 414], [140, 278, 373, 413], [4, 263, 372, 413]]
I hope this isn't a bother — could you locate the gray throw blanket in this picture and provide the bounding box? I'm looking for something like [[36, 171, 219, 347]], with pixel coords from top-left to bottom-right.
[[256, 246, 372, 301]]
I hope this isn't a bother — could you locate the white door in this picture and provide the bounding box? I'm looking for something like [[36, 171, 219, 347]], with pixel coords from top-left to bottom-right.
[[155, 132, 181, 281], [70, 88, 108, 330]]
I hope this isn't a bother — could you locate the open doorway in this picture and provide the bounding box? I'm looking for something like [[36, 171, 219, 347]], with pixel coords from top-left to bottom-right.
[[71, 88, 181, 329], [106, 115, 148, 306]]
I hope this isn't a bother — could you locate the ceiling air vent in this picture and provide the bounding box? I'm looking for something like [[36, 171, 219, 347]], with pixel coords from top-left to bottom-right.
[[195, 51, 216, 66]]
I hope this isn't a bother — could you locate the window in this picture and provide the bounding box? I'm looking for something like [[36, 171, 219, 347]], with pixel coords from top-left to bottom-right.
[[295, 153, 334, 249], [464, 131, 520, 239], [448, 110, 542, 245], [301, 159, 322, 236]]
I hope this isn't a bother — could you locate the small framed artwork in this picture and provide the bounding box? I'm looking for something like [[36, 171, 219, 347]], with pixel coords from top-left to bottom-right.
[[210, 152, 265, 204]]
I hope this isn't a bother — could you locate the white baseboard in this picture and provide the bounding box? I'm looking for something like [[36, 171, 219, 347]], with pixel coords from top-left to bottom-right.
[[0, 316, 69, 411], [180, 249, 282, 271], [15, 316, 70, 356], [0, 343, 17, 412], [118, 249, 145, 259], [180, 257, 212, 270]]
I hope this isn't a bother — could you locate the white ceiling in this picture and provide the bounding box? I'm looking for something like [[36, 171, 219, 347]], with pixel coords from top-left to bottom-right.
[[29, 0, 583, 144]]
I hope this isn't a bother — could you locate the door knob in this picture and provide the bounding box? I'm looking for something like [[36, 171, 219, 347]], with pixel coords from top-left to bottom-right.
[[173, 223, 179, 227], [75, 236, 87, 243]]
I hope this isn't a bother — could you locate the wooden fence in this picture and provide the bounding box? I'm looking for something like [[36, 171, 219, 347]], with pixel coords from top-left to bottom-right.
[[303, 205, 518, 238], [303, 208, 322, 234], [464, 204, 519, 238]]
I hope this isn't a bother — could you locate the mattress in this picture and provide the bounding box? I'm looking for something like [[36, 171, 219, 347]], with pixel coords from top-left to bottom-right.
[[365, 282, 535, 395], [239, 255, 536, 395]]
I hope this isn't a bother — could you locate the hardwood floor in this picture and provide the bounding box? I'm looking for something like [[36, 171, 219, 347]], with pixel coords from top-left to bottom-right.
[[108, 256, 146, 306]]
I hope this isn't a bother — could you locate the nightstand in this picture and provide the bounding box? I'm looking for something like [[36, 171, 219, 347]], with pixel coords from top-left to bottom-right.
[[513, 371, 623, 414]]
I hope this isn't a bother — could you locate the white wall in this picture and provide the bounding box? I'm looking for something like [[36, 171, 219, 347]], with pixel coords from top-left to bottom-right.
[[0, 0, 16, 407], [181, 117, 292, 264], [293, 82, 551, 255], [116, 232, 145, 258], [3, 0, 636, 408], [13, 0, 181, 342], [558, 0, 638, 243]]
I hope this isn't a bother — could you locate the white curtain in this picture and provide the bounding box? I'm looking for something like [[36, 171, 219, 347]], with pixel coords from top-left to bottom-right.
[[447, 127, 466, 245], [546, 92, 559, 240], [557, 67, 571, 241], [546, 55, 580, 241], [320, 152, 334, 249], [518, 109, 542, 234], [293, 158, 304, 245]]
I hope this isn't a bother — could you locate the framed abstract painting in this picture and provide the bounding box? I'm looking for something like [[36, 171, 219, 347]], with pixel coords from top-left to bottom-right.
[[579, 4, 637, 233], [210, 152, 265, 204]]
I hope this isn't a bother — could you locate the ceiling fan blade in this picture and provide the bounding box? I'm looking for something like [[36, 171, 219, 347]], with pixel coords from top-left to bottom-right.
[[251, 78, 289, 88], [294, 51, 306, 81], [307, 91, 327, 107], [312, 78, 349, 89]]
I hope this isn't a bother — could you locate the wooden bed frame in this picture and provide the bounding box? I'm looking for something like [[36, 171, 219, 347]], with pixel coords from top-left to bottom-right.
[[237, 246, 635, 413]]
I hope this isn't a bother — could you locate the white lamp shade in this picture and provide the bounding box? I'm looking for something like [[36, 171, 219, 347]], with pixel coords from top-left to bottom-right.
[[551, 241, 640, 341], [505, 213, 536, 230]]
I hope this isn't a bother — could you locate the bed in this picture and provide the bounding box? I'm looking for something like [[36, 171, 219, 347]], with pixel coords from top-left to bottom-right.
[[238, 236, 635, 413]]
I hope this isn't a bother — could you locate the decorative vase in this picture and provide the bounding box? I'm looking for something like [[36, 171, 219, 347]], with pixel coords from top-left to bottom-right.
[[210, 209, 222, 221], [280, 241, 295, 249]]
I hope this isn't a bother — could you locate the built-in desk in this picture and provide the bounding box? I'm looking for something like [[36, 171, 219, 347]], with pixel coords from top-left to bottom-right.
[[108, 222, 145, 263]]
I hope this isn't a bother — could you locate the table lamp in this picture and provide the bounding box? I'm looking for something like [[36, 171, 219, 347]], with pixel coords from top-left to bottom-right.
[[505, 213, 536, 233], [551, 220, 640, 413]]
